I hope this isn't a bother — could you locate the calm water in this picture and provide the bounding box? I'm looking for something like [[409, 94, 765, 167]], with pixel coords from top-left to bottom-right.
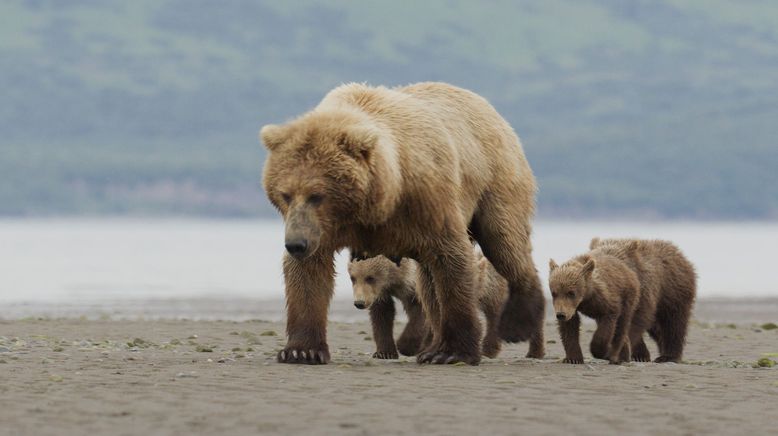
[[0, 219, 776, 306]]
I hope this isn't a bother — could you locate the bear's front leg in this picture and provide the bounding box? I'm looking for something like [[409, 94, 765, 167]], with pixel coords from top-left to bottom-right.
[[417, 236, 482, 365], [369, 297, 398, 359], [590, 315, 617, 361], [277, 252, 335, 364], [558, 313, 584, 364]]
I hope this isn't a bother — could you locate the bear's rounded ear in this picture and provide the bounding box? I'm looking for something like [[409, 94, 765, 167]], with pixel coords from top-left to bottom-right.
[[260, 124, 289, 151], [581, 258, 596, 277], [549, 259, 559, 271], [589, 237, 601, 249], [387, 255, 403, 268], [339, 125, 378, 160]]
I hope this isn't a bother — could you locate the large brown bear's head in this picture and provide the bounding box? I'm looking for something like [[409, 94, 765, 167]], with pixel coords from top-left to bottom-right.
[[261, 110, 400, 260], [548, 257, 596, 321]]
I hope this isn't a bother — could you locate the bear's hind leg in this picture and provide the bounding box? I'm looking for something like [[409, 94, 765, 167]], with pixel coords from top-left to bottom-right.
[[654, 305, 691, 363], [471, 201, 545, 358]]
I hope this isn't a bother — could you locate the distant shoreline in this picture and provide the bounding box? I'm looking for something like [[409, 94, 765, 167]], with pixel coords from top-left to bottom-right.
[[1, 297, 776, 324]]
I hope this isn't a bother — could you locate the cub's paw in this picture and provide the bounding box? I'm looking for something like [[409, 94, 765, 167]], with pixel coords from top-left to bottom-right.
[[372, 350, 399, 359], [277, 346, 330, 365], [632, 353, 651, 362], [654, 355, 681, 363], [562, 357, 584, 364]]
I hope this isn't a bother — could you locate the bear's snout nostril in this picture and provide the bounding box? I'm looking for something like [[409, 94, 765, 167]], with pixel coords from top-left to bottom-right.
[[354, 301, 366, 310], [285, 239, 308, 258], [556, 312, 566, 321]]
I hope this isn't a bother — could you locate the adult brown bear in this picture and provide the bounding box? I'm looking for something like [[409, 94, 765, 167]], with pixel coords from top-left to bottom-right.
[[261, 82, 544, 365]]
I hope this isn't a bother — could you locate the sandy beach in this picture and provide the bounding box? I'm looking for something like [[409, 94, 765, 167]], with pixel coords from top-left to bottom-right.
[[1, 299, 776, 435]]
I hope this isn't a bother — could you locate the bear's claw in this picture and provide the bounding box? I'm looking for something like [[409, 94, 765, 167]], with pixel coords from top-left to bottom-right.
[[562, 357, 584, 364], [654, 355, 680, 363], [416, 350, 480, 365], [373, 350, 399, 359], [277, 346, 330, 364]]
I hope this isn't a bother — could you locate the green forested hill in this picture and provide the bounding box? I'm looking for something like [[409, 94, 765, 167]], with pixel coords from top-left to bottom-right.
[[2, 0, 777, 218]]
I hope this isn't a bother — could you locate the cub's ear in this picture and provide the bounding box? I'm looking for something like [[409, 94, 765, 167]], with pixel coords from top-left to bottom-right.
[[387, 255, 403, 268], [549, 259, 559, 271], [589, 237, 601, 249], [260, 124, 289, 151], [581, 258, 596, 277], [338, 125, 378, 160]]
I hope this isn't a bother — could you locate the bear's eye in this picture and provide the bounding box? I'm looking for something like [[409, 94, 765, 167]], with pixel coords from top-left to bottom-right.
[[365, 276, 375, 285], [280, 193, 292, 204], [307, 193, 324, 206], [567, 291, 575, 298], [350, 275, 355, 284], [550, 292, 557, 298]]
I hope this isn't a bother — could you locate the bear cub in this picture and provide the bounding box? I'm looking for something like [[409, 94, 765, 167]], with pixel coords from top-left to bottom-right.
[[348, 255, 426, 359], [549, 253, 640, 364], [589, 238, 697, 363], [349, 252, 509, 359]]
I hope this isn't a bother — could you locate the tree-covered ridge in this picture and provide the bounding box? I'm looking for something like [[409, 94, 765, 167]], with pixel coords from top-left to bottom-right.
[[2, 0, 776, 218]]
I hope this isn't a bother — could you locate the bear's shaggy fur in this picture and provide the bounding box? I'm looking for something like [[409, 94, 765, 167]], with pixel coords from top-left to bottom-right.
[[347, 255, 426, 359], [549, 254, 641, 364], [262, 82, 544, 365], [349, 252, 511, 359], [589, 238, 697, 363]]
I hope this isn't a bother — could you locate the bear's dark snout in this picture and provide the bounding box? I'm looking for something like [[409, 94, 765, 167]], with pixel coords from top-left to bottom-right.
[[285, 239, 308, 258], [556, 312, 566, 321]]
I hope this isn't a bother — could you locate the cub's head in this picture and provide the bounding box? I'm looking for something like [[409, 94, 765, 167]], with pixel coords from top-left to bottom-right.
[[347, 255, 402, 310], [548, 257, 596, 321], [261, 110, 398, 260]]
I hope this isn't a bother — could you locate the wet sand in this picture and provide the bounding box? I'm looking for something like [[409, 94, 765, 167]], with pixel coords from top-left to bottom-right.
[[0, 299, 776, 435]]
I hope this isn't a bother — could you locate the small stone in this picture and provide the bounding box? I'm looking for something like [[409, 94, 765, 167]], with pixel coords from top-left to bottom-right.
[[53, 346, 64, 352], [188, 335, 198, 339], [761, 323, 778, 331], [176, 372, 198, 378], [195, 345, 213, 353], [231, 347, 242, 352], [546, 340, 557, 344], [259, 330, 277, 336], [49, 375, 63, 382], [755, 357, 775, 368], [170, 339, 182, 345]]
